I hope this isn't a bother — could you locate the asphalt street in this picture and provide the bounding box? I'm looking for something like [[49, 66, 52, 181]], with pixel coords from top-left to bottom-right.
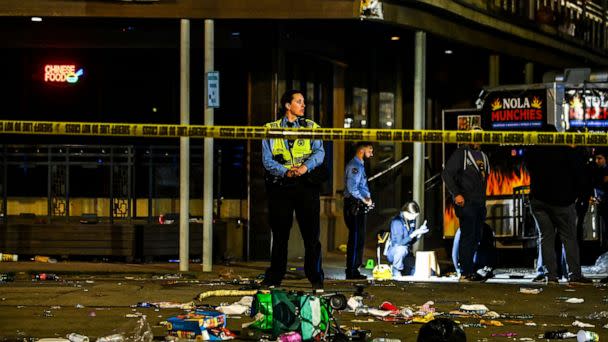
[[0, 259, 607, 341]]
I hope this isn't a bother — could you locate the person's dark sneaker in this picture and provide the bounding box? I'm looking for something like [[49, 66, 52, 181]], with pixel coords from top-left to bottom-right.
[[532, 275, 559, 284], [345, 272, 367, 280], [469, 273, 486, 282], [476, 266, 494, 280], [460, 273, 485, 282], [568, 276, 593, 285], [259, 279, 280, 289]]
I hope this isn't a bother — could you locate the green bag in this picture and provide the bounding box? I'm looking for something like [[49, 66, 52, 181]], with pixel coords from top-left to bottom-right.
[[250, 290, 331, 340], [250, 292, 274, 331], [299, 295, 330, 340], [250, 290, 300, 335]]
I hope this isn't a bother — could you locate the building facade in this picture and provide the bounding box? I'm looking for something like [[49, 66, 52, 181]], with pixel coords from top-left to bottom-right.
[[0, 0, 606, 262]]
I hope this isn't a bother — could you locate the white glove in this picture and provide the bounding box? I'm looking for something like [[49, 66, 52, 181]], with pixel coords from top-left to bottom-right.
[[410, 220, 429, 238], [418, 220, 429, 234]]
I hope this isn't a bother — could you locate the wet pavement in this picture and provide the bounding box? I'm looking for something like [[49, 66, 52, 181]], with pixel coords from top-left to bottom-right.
[[0, 256, 607, 341]]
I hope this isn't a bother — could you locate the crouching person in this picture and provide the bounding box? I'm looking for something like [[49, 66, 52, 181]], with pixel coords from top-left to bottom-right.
[[384, 201, 429, 277]]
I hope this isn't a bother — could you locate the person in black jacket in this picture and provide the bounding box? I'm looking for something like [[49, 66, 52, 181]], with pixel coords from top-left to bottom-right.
[[592, 149, 608, 247], [525, 125, 591, 284], [442, 129, 490, 282]]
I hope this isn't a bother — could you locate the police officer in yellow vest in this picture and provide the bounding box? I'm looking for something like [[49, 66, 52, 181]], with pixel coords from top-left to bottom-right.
[[261, 89, 325, 290]]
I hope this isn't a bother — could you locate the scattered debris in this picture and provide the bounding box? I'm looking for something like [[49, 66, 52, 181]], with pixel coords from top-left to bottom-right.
[[480, 319, 503, 327], [0, 252, 18, 262], [32, 255, 57, 263], [572, 320, 595, 328], [539, 330, 576, 339], [459, 304, 489, 315], [33, 273, 59, 281], [564, 297, 584, 304], [216, 296, 253, 315], [95, 333, 124, 342], [66, 333, 89, 342], [519, 287, 542, 294], [490, 332, 517, 338], [0, 272, 15, 282]]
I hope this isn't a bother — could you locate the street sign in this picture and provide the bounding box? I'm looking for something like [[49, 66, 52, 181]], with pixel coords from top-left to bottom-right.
[[207, 71, 220, 109]]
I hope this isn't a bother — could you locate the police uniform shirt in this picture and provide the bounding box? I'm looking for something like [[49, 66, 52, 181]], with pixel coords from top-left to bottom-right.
[[344, 157, 370, 201], [261, 116, 325, 177]]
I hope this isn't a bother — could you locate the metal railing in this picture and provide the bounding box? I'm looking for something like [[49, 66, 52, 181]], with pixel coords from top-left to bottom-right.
[[449, 0, 608, 52], [0, 144, 217, 224]]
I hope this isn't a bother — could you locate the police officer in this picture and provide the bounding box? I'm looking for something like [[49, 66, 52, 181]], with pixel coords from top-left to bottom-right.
[[261, 89, 325, 290], [384, 201, 429, 277], [343, 141, 374, 279]]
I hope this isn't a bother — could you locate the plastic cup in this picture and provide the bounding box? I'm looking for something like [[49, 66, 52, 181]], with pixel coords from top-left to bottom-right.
[[577, 330, 599, 342]]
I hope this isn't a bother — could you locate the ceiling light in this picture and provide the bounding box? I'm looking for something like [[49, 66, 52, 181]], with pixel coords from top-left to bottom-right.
[[390, 36, 400, 41], [444, 49, 453, 54], [31, 17, 42, 22]]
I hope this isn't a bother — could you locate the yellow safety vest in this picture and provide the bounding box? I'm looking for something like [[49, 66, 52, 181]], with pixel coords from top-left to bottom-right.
[[265, 118, 319, 169]]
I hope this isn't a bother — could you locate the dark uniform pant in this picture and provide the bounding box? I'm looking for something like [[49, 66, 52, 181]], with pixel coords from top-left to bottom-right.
[[264, 182, 324, 286], [344, 198, 367, 275], [531, 199, 581, 279]]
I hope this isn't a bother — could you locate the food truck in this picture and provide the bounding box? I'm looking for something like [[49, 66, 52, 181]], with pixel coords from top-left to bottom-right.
[[442, 68, 606, 250]]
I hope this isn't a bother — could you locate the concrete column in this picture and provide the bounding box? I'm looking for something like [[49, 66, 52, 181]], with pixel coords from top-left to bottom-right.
[[489, 54, 500, 87], [528, 0, 535, 21], [332, 64, 347, 250], [333, 65, 346, 199], [394, 56, 403, 208], [413, 31, 426, 248], [179, 19, 190, 272], [524, 62, 534, 84], [202, 19, 214, 272]]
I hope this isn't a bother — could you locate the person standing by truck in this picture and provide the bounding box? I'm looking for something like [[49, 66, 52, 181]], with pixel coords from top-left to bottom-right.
[[442, 127, 490, 282]]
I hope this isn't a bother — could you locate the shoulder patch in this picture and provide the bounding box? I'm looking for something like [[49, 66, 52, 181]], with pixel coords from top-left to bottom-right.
[[305, 119, 320, 128], [351, 167, 359, 174]]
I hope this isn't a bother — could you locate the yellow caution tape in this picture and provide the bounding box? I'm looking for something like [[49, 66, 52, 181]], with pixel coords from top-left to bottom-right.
[[0, 120, 607, 146]]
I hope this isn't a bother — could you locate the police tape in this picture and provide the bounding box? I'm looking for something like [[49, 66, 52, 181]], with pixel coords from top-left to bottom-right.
[[0, 120, 607, 146]]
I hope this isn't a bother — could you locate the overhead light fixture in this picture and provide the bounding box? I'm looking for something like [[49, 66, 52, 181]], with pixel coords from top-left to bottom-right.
[[31, 17, 42, 22], [390, 36, 400, 41], [444, 49, 453, 54]]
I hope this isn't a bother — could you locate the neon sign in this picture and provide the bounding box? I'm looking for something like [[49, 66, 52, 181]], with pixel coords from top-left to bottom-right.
[[44, 64, 84, 84]]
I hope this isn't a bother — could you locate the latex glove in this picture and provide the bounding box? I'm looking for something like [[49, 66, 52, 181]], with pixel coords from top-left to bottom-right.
[[418, 220, 429, 234], [410, 220, 429, 238]]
